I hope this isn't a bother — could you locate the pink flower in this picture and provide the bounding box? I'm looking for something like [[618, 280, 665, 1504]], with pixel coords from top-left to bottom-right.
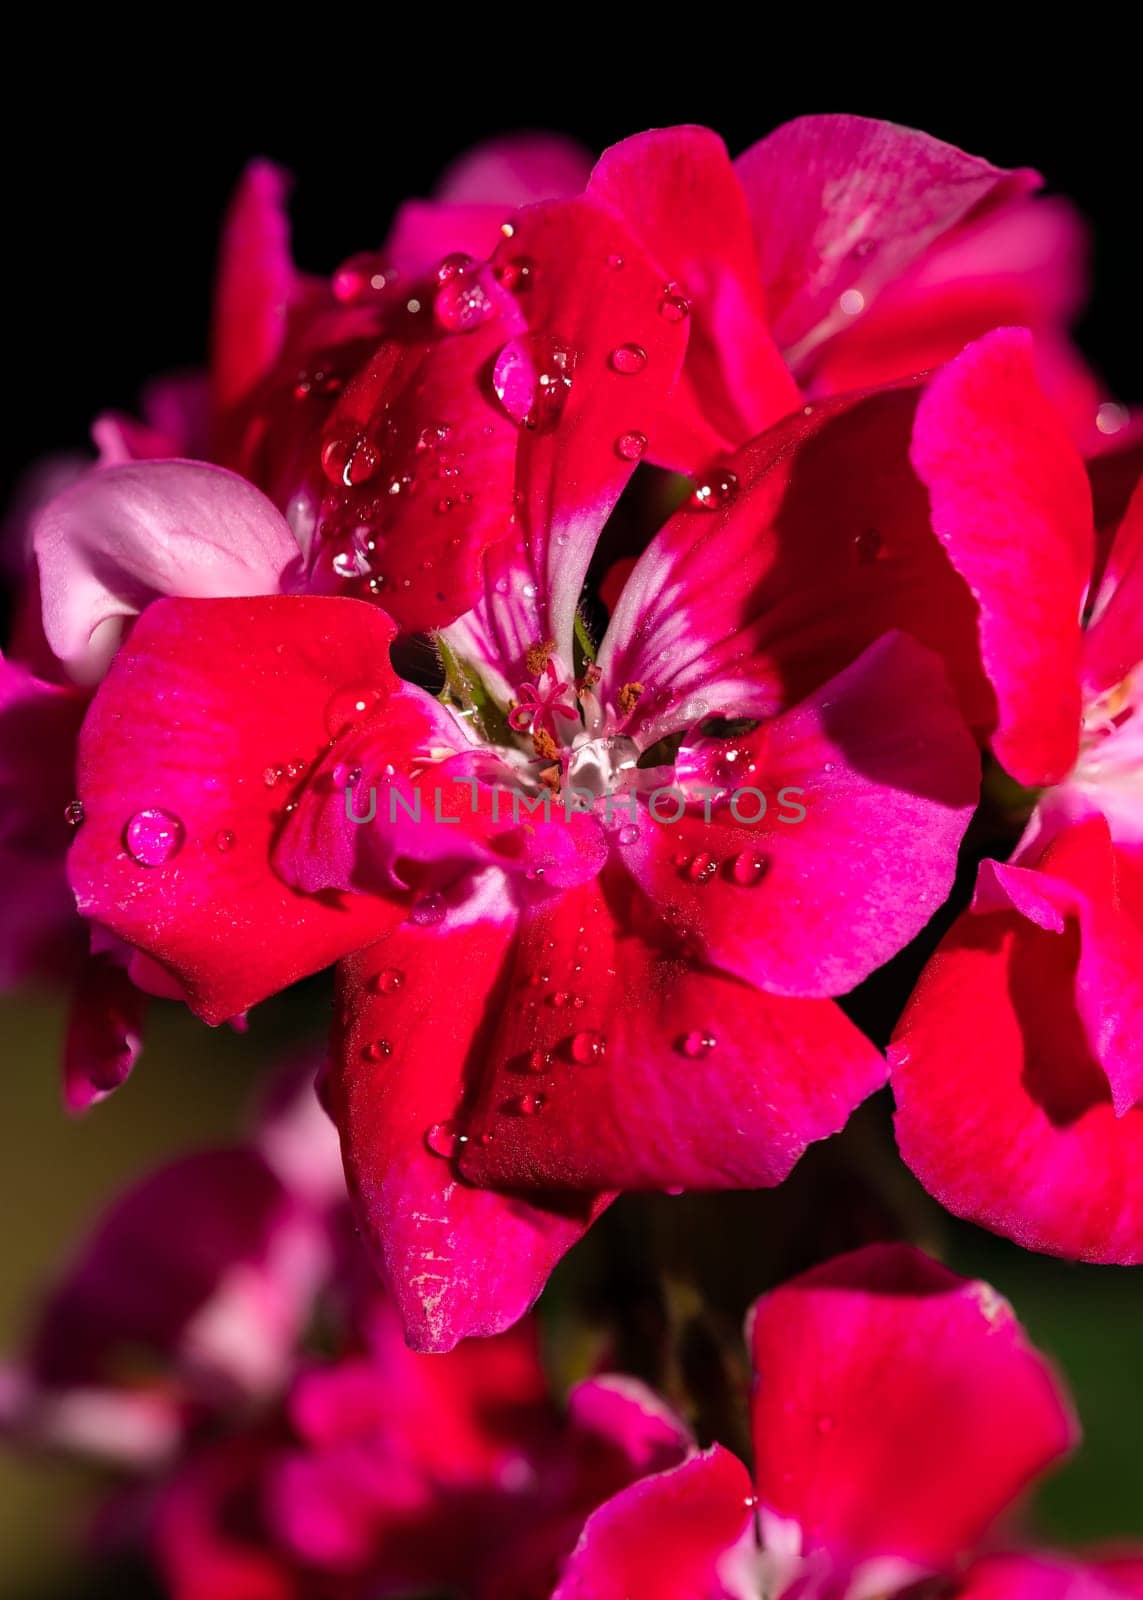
[[888, 328, 1143, 1262], [551, 1244, 1107, 1600], [59, 289, 980, 1347]]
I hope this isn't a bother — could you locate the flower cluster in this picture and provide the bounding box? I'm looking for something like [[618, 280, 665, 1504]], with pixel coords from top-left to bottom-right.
[[1, 114, 1140, 1594]]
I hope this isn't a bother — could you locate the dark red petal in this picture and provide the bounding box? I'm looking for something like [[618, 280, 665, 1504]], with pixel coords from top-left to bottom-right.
[[211, 160, 297, 415]]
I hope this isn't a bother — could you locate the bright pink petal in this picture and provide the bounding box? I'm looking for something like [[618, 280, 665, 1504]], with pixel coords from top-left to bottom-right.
[[69, 596, 408, 1024], [458, 870, 885, 1191], [566, 1376, 692, 1477], [890, 842, 1143, 1262], [736, 115, 1035, 367], [910, 327, 1093, 785], [443, 195, 690, 690], [62, 954, 146, 1112], [619, 633, 978, 997], [957, 1555, 1143, 1600], [211, 159, 297, 415], [385, 132, 593, 275], [329, 899, 609, 1352], [976, 820, 1143, 1116], [598, 381, 992, 743], [552, 1445, 754, 1600], [588, 126, 800, 467], [750, 1244, 1076, 1576], [33, 462, 303, 683]]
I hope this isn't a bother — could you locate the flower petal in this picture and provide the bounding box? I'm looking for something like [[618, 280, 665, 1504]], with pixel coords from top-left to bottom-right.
[[211, 159, 297, 414], [598, 381, 992, 743], [736, 115, 1035, 368], [458, 870, 885, 1191], [442, 195, 690, 695], [619, 633, 978, 997], [957, 1555, 1143, 1600], [329, 884, 610, 1351], [62, 954, 146, 1112], [890, 838, 1143, 1262], [588, 126, 800, 467], [69, 596, 408, 1024], [910, 327, 1093, 785], [33, 461, 304, 684], [749, 1244, 1076, 1576], [552, 1445, 755, 1600]]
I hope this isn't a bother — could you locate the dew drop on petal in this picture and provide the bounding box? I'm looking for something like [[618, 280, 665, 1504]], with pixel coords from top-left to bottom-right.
[[124, 808, 184, 867], [494, 255, 536, 291], [678, 1030, 717, 1058], [411, 893, 446, 926], [435, 262, 497, 331], [512, 1092, 545, 1115], [691, 470, 739, 511], [659, 284, 691, 321], [686, 851, 718, 884], [854, 527, 886, 565], [838, 288, 865, 316], [64, 800, 85, 827], [618, 823, 640, 845], [325, 685, 383, 739], [363, 1038, 393, 1061], [570, 1029, 606, 1064], [424, 1120, 462, 1158], [615, 431, 647, 461], [730, 850, 768, 887], [370, 967, 404, 995], [263, 765, 285, 788], [416, 421, 451, 452], [214, 829, 236, 852], [609, 343, 647, 375], [492, 334, 575, 431]]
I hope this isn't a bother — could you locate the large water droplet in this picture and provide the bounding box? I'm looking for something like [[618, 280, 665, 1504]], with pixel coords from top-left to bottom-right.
[[370, 967, 404, 995], [659, 283, 691, 322], [691, 469, 739, 511], [363, 1038, 393, 1061], [325, 685, 383, 739], [685, 852, 718, 884], [425, 1120, 463, 1158], [124, 808, 184, 867], [435, 260, 497, 331], [609, 343, 647, 375], [512, 1092, 545, 1116], [492, 335, 575, 431], [321, 431, 380, 488], [677, 1030, 717, 1058], [729, 849, 768, 887], [615, 431, 647, 461], [494, 254, 536, 291], [525, 1048, 553, 1074], [570, 1029, 606, 1064]]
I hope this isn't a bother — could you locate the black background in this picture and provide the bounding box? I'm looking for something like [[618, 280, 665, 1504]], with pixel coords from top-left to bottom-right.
[[3, 66, 1139, 510]]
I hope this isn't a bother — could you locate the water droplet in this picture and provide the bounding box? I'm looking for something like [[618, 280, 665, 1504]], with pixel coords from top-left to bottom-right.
[[332, 252, 390, 303], [363, 1038, 393, 1061], [549, 990, 573, 1009], [214, 829, 236, 852], [686, 852, 718, 884], [618, 823, 640, 845], [570, 1029, 606, 1064], [321, 430, 380, 488], [606, 254, 624, 270], [64, 800, 85, 827], [854, 527, 886, 565], [263, 765, 285, 788], [494, 254, 536, 291], [838, 288, 865, 316], [492, 334, 575, 431], [369, 967, 403, 996], [1096, 401, 1129, 436], [325, 685, 383, 739], [614, 431, 647, 461], [678, 1030, 717, 1058], [659, 283, 690, 321], [425, 1120, 463, 1158], [416, 421, 451, 452], [525, 1048, 552, 1074], [411, 893, 445, 926], [511, 1092, 545, 1116], [435, 262, 497, 331], [730, 850, 768, 887], [124, 808, 184, 867], [609, 343, 647, 375], [691, 469, 739, 511]]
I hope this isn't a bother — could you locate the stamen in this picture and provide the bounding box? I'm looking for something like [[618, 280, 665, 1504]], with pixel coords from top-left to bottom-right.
[[618, 681, 644, 716]]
